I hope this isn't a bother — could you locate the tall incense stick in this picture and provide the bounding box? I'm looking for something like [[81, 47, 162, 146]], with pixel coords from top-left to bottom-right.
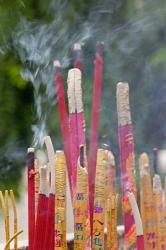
[[74, 149, 89, 250], [153, 174, 166, 250], [55, 150, 67, 250], [92, 149, 106, 250], [10, 190, 18, 250], [128, 192, 144, 250], [0, 191, 9, 249], [5, 190, 10, 250], [33, 166, 49, 250], [139, 153, 157, 249], [88, 43, 104, 234], [54, 60, 72, 193], [27, 147, 35, 250], [116, 82, 136, 248], [44, 136, 55, 250], [73, 43, 82, 71]]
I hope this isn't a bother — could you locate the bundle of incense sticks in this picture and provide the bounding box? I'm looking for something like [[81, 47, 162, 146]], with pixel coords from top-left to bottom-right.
[[153, 174, 166, 250], [55, 150, 67, 249], [139, 153, 157, 249], [116, 82, 136, 248], [92, 149, 106, 250], [74, 148, 89, 250], [88, 43, 104, 233], [0, 190, 23, 250], [67, 68, 86, 198]]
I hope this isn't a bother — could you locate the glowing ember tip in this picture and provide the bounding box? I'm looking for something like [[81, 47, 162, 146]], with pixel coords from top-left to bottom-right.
[[27, 147, 35, 153], [53, 60, 61, 67], [74, 43, 81, 50]]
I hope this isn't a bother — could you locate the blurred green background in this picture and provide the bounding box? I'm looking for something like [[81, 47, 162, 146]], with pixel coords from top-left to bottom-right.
[[0, 0, 166, 195]]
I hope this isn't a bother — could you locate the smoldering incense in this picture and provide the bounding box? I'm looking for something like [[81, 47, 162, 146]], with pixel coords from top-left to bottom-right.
[[73, 43, 82, 71], [139, 153, 157, 249], [27, 147, 35, 250], [54, 60, 72, 194], [55, 151, 67, 250], [116, 82, 136, 248], [88, 42, 104, 234]]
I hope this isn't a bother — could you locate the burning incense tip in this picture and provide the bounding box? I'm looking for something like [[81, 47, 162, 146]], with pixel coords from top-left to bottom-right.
[[27, 147, 35, 153], [116, 82, 131, 126], [139, 152, 149, 168], [107, 150, 115, 167], [53, 60, 61, 68], [128, 192, 143, 236], [73, 43, 81, 50]]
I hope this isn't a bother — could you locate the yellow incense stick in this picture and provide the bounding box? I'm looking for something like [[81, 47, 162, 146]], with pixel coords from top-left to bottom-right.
[[74, 159, 89, 250], [4, 230, 23, 250], [92, 149, 106, 250], [139, 153, 157, 249], [55, 151, 67, 249], [10, 190, 18, 250], [4, 190, 10, 250], [153, 175, 166, 250]]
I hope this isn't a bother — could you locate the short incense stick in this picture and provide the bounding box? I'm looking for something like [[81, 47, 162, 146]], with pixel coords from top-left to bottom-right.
[[27, 147, 35, 250], [73, 43, 82, 71], [153, 174, 166, 250], [92, 149, 106, 250], [10, 190, 18, 250], [74, 147, 89, 250], [5, 190, 10, 250], [116, 82, 136, 248], [55, 151, 67, 249], [128, 192, 144, 250], [139, 153, 157, 249], [67, 68, 86, 197], [44, 136, 55, 250], [0, 191, 9, 248], [33, 166, 49, 250], [107, 195, 118, 250], [54, 60, 72, 192], [88, 43, 104, 233]]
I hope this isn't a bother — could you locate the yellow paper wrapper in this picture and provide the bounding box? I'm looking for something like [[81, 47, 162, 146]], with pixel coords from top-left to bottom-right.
[[55, 151, 67, 250]]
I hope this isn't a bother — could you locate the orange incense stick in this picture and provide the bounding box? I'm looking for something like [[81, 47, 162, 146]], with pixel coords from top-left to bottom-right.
[[116, 82, 136, 248], [92, 149, 106, 250], [55, 151, 67, 250], [153, 174, 166, 250], [139, 153, 157, 249]]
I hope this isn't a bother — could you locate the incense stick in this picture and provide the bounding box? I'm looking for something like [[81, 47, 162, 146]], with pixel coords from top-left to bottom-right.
[[33, 166, 49, 250], [153, 174, 166, 249], [44, 136, 55, 250], [4, 190, 10, 250], [88, 43, 104, 234], [0, 191, 9, 248], [139, 153, 157, 249], [92, 149, 106, 250], [74, 146, 90, 250], [116, 82, 136, 248], [54, 60, 72, 193], [10, 190, 18, 250], [34, 158, 40, 218], [4, 230, 23, 250], [73, 43, 82, 71], [55, 150, 67, 249], [128, 192, 144, 250], [27, 147, 35, 250]]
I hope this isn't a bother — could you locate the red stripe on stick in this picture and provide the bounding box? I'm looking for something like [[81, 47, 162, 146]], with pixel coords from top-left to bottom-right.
[[88, 42, 104, 235], [27, 150, 35, 250]]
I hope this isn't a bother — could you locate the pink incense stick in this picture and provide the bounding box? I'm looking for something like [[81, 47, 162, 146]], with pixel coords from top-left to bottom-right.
[[128, 192, 144, 250], [116, 82, 137, 248], [73, 43, 82, 71], [44, 136, 55, 250], [33, 166, 49, 250], [88, 42, 104, 234], [54, 60, 72, 194], [27, 147, 35, 250]]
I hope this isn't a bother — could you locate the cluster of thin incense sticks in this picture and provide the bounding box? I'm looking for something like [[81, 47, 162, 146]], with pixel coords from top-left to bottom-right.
[[0, 190, 23, 250], [26, 43, 166, 250]]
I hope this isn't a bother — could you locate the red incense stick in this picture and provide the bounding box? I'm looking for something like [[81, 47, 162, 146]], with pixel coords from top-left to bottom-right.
[[27, 147, 35, 250], [44, 136, 55, 250], [54, 60, 72, 193], [88, 42, 104, 234], [116, 82, 136, 248], [73, 43, 82, 71], [128, 192, 144, 250], [33, 166, 49, 250]]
